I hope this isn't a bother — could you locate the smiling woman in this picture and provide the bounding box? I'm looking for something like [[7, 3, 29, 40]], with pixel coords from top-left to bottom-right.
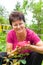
[[5, 11, 43, 65]]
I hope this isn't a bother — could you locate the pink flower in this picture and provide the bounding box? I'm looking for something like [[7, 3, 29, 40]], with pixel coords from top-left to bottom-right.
[[17, 41, 28, 47]]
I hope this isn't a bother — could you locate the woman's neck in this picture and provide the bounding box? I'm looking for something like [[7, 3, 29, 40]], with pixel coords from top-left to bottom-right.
[[16, 30, 27, 42]]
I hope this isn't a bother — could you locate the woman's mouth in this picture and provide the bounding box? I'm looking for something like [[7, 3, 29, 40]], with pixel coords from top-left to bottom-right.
[[17, 29, 23, 33]]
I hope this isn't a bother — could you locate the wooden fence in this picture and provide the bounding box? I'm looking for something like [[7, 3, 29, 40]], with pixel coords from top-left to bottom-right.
[[0, 24, 11, 32]]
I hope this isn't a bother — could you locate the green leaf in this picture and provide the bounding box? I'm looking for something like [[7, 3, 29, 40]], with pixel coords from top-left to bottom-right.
[[20, 59, 26, 64]]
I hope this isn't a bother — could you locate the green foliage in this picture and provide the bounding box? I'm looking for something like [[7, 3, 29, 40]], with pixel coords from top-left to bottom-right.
[[41, 61, 43, 65], [29, 24, 38, 33], [28, 0, 43, 39], [14, 0, 29, 14], [0, 5, 5, 16], [0, 16, 8, 24], [0, 5, 9, 17], [0, 32, 6, 51], [12, 53, 29, 65], [0, 5, 9, 24], [19, 59, 26, 64]]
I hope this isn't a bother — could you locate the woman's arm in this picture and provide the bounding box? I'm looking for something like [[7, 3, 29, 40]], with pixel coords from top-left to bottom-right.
[[27, 41, 43, 54], [6, 42, 13, 54], [6, 42, 18, 57]]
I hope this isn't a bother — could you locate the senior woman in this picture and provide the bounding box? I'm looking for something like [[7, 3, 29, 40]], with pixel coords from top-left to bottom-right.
[[6, 11, 43, 65]]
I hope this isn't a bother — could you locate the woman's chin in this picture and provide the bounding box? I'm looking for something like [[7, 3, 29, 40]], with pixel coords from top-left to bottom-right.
[[17, 30, 23, 34]]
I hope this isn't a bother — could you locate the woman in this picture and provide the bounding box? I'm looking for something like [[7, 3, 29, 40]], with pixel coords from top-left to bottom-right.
[[6, 11, 43, 65]]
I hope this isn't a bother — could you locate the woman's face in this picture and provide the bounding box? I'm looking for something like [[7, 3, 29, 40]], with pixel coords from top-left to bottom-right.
[[12, 20, 26, 34]]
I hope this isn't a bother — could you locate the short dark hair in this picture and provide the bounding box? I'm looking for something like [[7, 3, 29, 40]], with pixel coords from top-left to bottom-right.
[[9, 11, 26, 25]]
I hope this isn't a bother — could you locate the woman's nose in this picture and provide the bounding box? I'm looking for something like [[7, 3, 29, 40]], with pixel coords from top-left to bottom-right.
[[17, 25, 20, 28]]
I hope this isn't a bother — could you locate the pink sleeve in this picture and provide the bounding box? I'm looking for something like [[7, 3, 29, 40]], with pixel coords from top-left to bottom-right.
[[31, 31, 41, 45], [6, 31, 13, 44]]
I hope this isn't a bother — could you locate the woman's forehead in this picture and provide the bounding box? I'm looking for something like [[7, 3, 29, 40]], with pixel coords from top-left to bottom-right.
[[12, 20, 24, 24]]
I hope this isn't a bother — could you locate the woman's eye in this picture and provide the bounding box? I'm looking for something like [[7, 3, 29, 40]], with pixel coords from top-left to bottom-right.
[[14, 24, 18, 26], [19, 23, 23, 25]]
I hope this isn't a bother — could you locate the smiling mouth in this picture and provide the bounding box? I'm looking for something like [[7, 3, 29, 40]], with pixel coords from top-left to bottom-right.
[[17, 29, 23, 33]]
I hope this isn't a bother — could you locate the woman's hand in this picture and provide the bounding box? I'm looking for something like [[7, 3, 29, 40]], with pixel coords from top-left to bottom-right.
[[16, 41, 30, 53], [8, 41, 30, 57]]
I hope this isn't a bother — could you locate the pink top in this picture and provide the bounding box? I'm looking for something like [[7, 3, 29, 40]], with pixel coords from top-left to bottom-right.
[[6, 28, 40, 53]]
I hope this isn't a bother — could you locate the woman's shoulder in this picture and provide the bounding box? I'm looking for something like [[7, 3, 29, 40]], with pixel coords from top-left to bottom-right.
[[26, 28, 39, 38], [8, 29, 15, 33], [7, 29, 15, 36], [26, 28, 34, 34]]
